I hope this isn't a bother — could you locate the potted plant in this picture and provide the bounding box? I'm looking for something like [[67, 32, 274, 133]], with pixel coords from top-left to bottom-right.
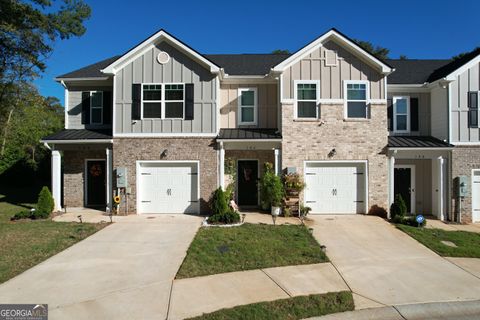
[[283, 173, 305, 197], [270, 180, 284, 216], [259, 162, 284, 215]]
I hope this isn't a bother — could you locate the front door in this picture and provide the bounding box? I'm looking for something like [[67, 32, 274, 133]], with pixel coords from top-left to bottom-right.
[[394, 166, 415, 213], [86, 160, 106, 207], [237, 160, 258, 206]]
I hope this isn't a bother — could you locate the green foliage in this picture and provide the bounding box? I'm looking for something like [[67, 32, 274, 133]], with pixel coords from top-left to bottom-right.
[[224, 183, 235, 203], [10, 210, 32, 220], [451, 47, 480, 61], [353, 39, 390, 60], [368, 205, 388, 219], [271, 49, 290, 55], [36, 186, 54, 217], [393, 215, 426, 227], [390, 194, 407, 219], [283, 173, 305, 192], [300, 205, 312, 217], [209, 188, 229, 216], [259, 162, 284, 209], [208, 209, 241, 225], [224, 157, 236, 176], [399, 55, 408, 60]]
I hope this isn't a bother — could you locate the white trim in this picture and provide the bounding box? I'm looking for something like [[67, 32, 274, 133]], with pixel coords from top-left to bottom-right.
[[445, 54, 480, 81], [280, 73, 284, 103], [40, 139, 113, 144], [294, 80, 320, 119], [61, 81, 69, 129], [85, 159, 107, 207], [236, 159, 260, 206], [113, 74, 117, 135], [388, 155, 396, 217], [472, 169, 480, 223], [219, 141, 225, 190], [221, 77, 277, 84], [274, 149, 280, 176], [141, 83, 185, 120], [324, 49, 338, 67], [448, 82, 452, 143], [135, 160, 201, 214], [451, 141, 480, 146], [272, 29, 392, 74], [113, 132, 217, 138], [89, 91, 104, 125], [51, 150, 62, 211], [343, 80, 370, 119], [393, 96, 410, 134], [369, 99, 387, 105], [216, 76, 220, 135], [237, 87, 258, 125], [318, 99, 344, 105], [303, 160, 369, 214], [394, 164, 416, 214], [438, 156, 445, 221], [101, 30, 220, 75], [106, 148, 113, 212], [388, 84, 430, 93]]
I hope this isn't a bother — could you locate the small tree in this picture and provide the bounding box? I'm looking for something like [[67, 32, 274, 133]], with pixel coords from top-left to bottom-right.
[[209, 187, 228, 216], [259, 162, 284, 209], [390, 194, 407, 220], [36, 186, 54, 218]]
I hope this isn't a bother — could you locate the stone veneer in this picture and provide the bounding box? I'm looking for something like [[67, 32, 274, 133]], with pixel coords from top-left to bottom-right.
[[281, 103, 389, 211], [63, 149, 106, 208], [451, 146, 480, 223], [113, 138, 217, 214]]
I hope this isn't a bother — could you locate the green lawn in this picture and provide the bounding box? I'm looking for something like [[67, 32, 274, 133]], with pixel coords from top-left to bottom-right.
[[397, 224, 480, 257], [176, 223, 327, 279], [187, 291, 354, 320], [0, 193, 107, 284]]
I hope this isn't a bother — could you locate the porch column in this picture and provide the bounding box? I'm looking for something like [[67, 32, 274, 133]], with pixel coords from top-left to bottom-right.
[[274, 149, 281, 176], [106, 147, 113, 212], [51, 150, 62, 212], [388, 153, 396, 219], [437, 156, 445, 221], [219, 141, 225, 190]]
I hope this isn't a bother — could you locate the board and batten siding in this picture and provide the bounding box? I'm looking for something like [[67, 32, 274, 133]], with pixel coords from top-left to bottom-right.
[[220, 83, 278, 129], [431, 86, 448, 141], [450, 61, 480, 142], [282, 41, 385, 101], [114, 41, 217, 134], [388, 91, 431, 136], [66, 81, 112, 130]]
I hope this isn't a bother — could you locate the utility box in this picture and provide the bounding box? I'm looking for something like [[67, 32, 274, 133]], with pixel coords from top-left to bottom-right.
[[115, 167, 128, 188], [456, 175, 469, 197], [286, 167, 297, 174]]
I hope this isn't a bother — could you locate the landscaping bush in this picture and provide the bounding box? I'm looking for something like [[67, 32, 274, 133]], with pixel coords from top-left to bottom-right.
[[36, 186, 54, 218], [208, 209, 240, 224], [390, 194, 407, 219], [396, 215, 426, 227], [209, 187, 229, 216], [368, 205, 388, 219], [259, 162, 284, 210], [224, 183, 235, 203], [11, 210, 33, 220]]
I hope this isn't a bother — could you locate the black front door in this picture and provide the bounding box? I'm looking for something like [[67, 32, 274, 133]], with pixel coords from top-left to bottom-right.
[[237, 160, 258, 206], [86, 160, 106, 207], [394, 167, 411, 213]]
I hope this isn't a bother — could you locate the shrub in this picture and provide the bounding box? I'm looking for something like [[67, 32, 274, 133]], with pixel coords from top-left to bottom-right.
[[11, 210, 33, 221], [224, 183, 235, 203], [390, 194, 407, 219], [209, 187, 228, 216], [36, 186, 54, 218], [368, 205, 388, 219], [208, 209, 241, 224], [393, 215, 426, 227], [300, 204, 312, 217], [282, 173, 306, 192], [259, 162, 284, 210]]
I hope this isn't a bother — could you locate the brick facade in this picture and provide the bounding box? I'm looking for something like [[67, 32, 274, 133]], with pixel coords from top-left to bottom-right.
[[112, 138, 218, 214], [63, 149, 106, 208], [281, 103, 389, 211], [451, 146, 480, 223]]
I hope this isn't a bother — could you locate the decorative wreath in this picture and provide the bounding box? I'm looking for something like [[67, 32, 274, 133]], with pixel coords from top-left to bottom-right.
[[114, 195, 121, 204], [89, 164, 103, 177]]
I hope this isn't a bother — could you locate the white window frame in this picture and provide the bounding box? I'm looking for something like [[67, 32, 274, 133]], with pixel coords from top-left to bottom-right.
[[294, 80, 320, 119], [344, 80, 370, 119], [89, 91, 103, 125], [141, 83, 185, 120], [393, 96, 410, 133], [238, 87, 257, 125]]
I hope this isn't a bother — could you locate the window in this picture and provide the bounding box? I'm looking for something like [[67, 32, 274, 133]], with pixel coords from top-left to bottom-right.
[[468, 91, 478, 128], [90, 91, 103, 125], [238, 88, 257, 125], [345, 81, 369, 119], [295, 82, 318, 118], [141, 83, 184, 119], [393, 96, 410, 133]]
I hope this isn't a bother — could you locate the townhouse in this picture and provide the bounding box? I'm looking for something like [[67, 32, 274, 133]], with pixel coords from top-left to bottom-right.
[[42, 28, 480, 223]]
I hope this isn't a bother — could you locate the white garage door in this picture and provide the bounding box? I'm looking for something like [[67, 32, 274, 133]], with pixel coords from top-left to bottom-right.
[[137, 162, 199, 214], [472, 170, 480, 223], [304, 162, 366, 214]]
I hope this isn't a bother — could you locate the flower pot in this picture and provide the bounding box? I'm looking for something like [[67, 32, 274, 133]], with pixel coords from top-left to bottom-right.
[[271, 206, 281, 216]]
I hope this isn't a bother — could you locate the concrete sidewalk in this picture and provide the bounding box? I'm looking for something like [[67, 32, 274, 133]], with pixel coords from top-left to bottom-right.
[[167, 263, 349, 319], [426, 219, 480, 233], [310, 299, 480, 319]]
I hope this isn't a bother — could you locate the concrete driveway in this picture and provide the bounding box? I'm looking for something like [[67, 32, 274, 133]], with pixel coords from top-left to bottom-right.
[[311, 215, 480, 307], [0, 214, 201, 319]]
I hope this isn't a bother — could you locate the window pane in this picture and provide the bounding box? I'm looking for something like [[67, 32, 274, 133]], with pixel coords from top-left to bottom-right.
[[143, 102, 162, 118], [469, 110, 478, 127], [165, 102, 184, 118], [297, 101, 317, 118], [165, 84, 183, 100], [396, 99, 407, 114], [347, 84, 366, 100], [241, 107, 254, 122], [241, 91, 255, 106], [298, 84, 316, 100], [143, 85, 162, 101], [396, 115, 407, 130], [470, 92, 478, 109], [91, 108, 102, 123], [91, 92, 102, 108], [347, 102, 367, 118]]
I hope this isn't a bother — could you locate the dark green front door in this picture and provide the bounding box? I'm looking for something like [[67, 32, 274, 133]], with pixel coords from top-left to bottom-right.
[[237, 160, 258, 206], [86, 160, 106, 207]]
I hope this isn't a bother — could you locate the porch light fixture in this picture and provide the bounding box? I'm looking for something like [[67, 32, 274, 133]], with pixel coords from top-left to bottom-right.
[[328, 148, 336, 158]]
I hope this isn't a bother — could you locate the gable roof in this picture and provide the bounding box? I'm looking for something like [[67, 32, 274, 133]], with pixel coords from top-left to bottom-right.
[[272, 28, 393, 74], [205, 54, 290, 75], [427, 47, 480, 82], [101, 29, 220, 75], [56, 56, 120, 80], [386, 59, 451, 84]]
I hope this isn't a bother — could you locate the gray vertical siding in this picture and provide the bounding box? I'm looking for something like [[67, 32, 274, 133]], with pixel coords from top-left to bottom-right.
[[114, 41, 217, 134], [431, 86, 448, 141], [451, 61, 480, 142], [388, 91, 431, 136]]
